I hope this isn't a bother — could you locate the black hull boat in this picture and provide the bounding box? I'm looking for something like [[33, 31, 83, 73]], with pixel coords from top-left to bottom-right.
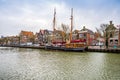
[[45, 45, 64, 50], [45, 44, 85, 52], [64, 47, 85, 51]]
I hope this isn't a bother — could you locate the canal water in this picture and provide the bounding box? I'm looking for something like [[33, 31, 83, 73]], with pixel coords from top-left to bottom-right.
[[0, 47, 120, 80]]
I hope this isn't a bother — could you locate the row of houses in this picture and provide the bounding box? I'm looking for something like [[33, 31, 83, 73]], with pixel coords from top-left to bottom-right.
[[0, 21, 120, 48]]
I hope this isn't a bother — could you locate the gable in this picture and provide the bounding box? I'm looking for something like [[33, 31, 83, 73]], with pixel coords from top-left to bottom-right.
[[105, 25, 117, 31]]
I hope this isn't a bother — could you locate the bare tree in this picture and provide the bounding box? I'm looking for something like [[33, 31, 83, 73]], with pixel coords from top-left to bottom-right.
[[61, 24, 70, 41], [96, 24, 110, 49], [61, 24, 70, 33], [95, 27, 101, 36], [100, 24, 109, 37], [96, 24, 108, 37]]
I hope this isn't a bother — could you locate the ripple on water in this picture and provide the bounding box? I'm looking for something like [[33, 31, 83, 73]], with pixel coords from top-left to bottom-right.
[[0, 47, 120, 80]]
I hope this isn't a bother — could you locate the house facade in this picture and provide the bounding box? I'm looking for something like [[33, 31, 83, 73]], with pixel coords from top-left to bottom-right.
[[19, 30, 34, 45], [53, 30, 66, 44], [0, 36, 19, 45], [108, 29, 120, 48], [37, 29, 52, 45], [105, 21, 120, 48], [69, 27, 95, 46], [78, 26, 95, 46]]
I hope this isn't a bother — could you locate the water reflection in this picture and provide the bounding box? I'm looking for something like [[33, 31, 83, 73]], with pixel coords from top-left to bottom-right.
[[0, 47, 120, 80]]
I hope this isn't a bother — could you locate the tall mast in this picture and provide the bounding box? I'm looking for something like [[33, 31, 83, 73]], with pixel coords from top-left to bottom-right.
[[52, 8, 56, 42], [70, 8, 73, 42], [53, 8, 56, 31]]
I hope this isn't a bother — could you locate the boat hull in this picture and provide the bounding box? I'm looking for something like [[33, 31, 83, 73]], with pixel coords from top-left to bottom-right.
[[45, 45, 85, 51], [64, 47, 85, 51]]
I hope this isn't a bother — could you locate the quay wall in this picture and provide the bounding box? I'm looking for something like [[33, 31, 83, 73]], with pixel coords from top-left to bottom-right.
[[88, 46, 120, 53], [0, 45, 120, 53]]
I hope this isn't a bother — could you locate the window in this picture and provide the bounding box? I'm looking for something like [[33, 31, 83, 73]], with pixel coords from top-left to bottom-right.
[[110, 40, 113, 45], [79, 34, 85, 38], [115, 39, 118, 44]]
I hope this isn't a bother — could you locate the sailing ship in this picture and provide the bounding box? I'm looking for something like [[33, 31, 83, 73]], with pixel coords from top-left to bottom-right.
[[45, 8, 86, 51], [64, 8, 86, 51]]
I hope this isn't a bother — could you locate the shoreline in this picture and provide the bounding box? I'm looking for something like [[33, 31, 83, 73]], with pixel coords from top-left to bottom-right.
[[0, 45, 120, 53]]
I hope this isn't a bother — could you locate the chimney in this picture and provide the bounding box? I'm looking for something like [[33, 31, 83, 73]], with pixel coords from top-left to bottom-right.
[[110, 21, 112, 25]]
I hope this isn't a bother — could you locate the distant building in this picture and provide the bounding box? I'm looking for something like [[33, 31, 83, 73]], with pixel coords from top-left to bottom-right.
[[78, 26, 95, 46], [9, 36, 20, 45], [53, 30, 66, 44], [37, 29, 52, 45], [0, 36, 19, 45], [71, 26, 95, 46], [105, 21, 120, 48], [108, 29, 120, 48], [105, 21, 117, 38], [33, 33, 39, 44], [19, 30, 34, 45]]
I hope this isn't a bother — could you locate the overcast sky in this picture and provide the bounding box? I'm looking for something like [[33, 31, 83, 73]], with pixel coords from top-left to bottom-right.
[[0, 0, 120, 36]]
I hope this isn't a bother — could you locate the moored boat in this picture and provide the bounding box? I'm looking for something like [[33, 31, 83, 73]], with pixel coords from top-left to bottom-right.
[[62, 8, 86, 51], [45, 8, 86, 52]]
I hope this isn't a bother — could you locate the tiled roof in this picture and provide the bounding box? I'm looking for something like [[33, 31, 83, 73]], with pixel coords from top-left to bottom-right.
[[20, 31, 34, 36], [80, 26, 94, 34]]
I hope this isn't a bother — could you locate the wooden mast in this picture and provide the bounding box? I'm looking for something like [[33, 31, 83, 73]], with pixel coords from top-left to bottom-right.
[[52, 8, 56, 43], [53, 8, 56, 31], [70, 8, 73, 42]]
